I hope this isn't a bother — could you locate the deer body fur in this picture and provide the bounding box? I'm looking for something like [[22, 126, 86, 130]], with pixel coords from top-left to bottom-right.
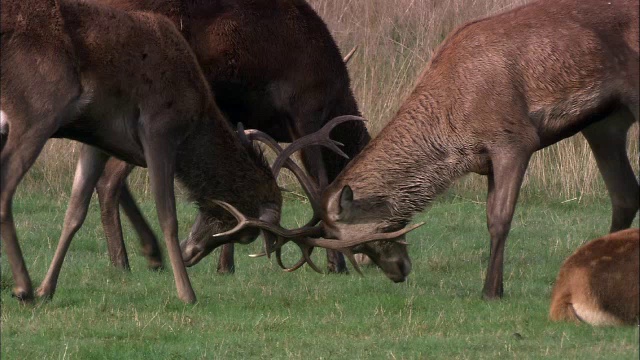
[[320, 0, 639, 298], [550, 228, 639, 326]]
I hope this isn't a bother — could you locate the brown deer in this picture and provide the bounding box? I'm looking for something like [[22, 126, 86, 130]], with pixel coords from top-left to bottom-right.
[[53, 0, 369, 275], [212, 0, 639, 299], [1, 0, 285, 303], [550, 228, 639, 326]]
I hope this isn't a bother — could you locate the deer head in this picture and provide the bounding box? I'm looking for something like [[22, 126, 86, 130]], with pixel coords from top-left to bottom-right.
[[180, 203, 280, 267], [205, 116, 424, 278], [177, 123, 282, 267], [321, 184, 413, 282]]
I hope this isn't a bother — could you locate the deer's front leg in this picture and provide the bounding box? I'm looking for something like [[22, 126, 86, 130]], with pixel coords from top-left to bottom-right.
[[482, 151, 532, 300], [141, 133, 196, 304]]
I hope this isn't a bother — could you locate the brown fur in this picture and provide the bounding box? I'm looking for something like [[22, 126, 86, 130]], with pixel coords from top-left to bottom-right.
[[1, 0, 281, 303], [550, 228, 639, 325], [320, 0, 639, 297], [58, 0, 370, 273]]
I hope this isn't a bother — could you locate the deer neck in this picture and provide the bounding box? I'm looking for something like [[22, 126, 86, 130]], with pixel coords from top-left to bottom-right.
[[339, 90, 473, 224], [175, 114, 280, 218]]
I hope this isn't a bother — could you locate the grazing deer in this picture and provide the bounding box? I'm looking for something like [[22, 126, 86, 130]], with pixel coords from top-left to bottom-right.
[[1, 0, 284, 303], [210, 0, 639, 299], [54, 0, 369, 275], [550, 228, 639, 326]]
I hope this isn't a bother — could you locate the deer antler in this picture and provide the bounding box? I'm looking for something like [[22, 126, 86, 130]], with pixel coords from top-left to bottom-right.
[[237, 116, 365, 270], [343, 46, 358, 64], [271, 115, 367, 179], [242, 128, 323, 227], [211, 200, 424, 275]]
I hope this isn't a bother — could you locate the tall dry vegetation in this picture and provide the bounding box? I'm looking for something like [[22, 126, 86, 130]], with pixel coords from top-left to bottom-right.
[[22, 0, 638, 202]]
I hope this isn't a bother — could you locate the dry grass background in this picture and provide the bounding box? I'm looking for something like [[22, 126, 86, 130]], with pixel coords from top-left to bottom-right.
[[22, 0, 638, 202]]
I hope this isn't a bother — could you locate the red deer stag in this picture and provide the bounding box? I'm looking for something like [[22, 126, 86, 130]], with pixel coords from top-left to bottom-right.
[[1, 0, 285, 303], [53, 0, 368, 275], [211, 0, 639, 299], [550, 228, 639, 326]]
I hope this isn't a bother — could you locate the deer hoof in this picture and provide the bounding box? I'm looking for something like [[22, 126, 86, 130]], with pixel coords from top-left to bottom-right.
[[12, 287, 35, 303], [36, 286, 55, 301], [147, 260, 164, 271]]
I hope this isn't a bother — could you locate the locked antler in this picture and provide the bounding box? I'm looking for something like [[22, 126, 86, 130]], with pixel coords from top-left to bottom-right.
[[235, 116, 366, 270], [211, 200, 424, 275]]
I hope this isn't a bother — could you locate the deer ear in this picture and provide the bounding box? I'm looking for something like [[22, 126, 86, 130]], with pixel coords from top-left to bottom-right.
[[339, 185, 354, 215]]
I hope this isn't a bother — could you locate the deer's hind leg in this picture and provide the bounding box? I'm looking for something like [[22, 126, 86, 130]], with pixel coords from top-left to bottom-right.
[[38, 145, 109, 299], [96, 158, 164, 270], [582, 107, 639, 232], [217, 244, 235, 274], [118, 181, 164, 270]]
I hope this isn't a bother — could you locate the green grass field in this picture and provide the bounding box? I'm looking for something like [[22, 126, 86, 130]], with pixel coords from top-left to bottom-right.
[[1, 189, 638, 359]]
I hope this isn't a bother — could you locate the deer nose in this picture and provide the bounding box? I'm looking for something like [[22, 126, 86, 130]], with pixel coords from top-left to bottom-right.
[[393, 258, 412, 283], [399, 258, 412, 277]]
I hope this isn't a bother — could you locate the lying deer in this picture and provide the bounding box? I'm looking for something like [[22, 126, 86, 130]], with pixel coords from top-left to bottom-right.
[[550, 228, 639, 326], [1, 0, 284, 303], [54, 0, 369, 275], [208, 0, 639, 299]]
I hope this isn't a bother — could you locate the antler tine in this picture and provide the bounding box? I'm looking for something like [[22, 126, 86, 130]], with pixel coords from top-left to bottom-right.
[[275, 247, 305, 272], [210, 201, 323, 273], [343, 46, 358, 64], [242, 129, 324, 226], [243, 128, 284, 154], [271, 115, 367, 178], [210, 200, 251, 239], [210, 201, 423, 276], [277, 222, 422, 275], [299, 222, 424, 250], [211, 200, 323, 239], [236, 122, 251, 146], [340, 248, 364, 276]]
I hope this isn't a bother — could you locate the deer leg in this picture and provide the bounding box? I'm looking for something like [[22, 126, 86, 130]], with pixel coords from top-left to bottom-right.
[[582, 110, 639, 232], [96, 158, 164, 270], [1, 124, 56, 302], [37, 145, 109, 299], [141, 134, 196, 304], [217, 244, 235, 274], [95, 158, 132, 270], [118, 182, 164, 270], [482, 151, 532, 300]]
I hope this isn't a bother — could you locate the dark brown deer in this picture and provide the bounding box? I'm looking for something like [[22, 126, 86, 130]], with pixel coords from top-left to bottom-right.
[[213, 0, 639, 299], [54, 0, 369, 275], [1, 0, 284, 303], [550, 228, 639, 326]]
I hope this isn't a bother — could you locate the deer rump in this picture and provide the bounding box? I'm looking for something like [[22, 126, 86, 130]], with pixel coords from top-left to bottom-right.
[[550, 228, 639, 326]]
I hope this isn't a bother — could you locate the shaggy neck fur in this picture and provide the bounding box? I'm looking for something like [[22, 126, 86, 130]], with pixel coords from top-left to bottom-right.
[[337, 83, 477, 226], [175, 108, 281, 224]]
